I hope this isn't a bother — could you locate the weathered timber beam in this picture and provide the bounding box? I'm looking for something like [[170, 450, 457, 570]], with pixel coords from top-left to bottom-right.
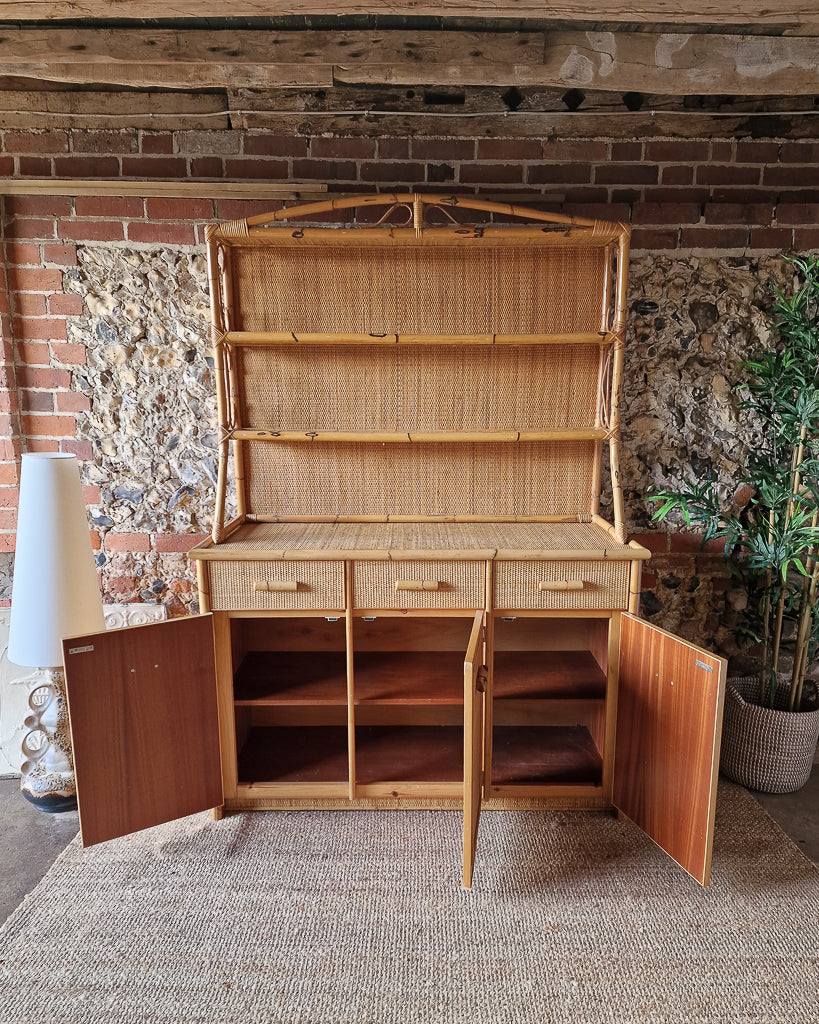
[[0, 90, 231, 129], [0, 2, 813, 26], [0, 180, 327, 199], [0, 29, 816, 95]]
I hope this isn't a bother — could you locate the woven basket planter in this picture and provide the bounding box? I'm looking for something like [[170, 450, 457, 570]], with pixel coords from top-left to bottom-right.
[[721, 676, 819, 793]]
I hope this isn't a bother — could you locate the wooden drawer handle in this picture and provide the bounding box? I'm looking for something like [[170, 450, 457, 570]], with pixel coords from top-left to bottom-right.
[[253, 580, 299, 593], [395, 579, 440, 592], [538, 580, 584, 592]]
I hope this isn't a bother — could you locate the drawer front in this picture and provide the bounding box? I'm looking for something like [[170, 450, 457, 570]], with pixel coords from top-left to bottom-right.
[[208, 560, 345, 611], [354, 560, 485, 610], [495, 559, 630, 610]]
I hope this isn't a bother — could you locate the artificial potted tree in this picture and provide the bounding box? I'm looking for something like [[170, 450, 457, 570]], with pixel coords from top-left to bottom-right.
[[648, 254, 819, 793]]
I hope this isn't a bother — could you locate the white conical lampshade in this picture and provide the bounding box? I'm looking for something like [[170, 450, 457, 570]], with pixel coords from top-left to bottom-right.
[[9, 453, 105, 668]]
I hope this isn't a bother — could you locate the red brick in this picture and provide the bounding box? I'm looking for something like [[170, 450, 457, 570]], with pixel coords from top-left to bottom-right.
[[595, 164, 658, 185], [22, 413, 76, 437], [630, 227, 680, 250], [659, 165, 695, 186], [610, 188, 642, 204], [12, 293, 47, 316], [127, 222, 196, 245], [629, 533, 670, 553], [17, 366, 71, 390], [191, 156, 225, 178], [17, 157, 52, 176], [563, 202, 631, 221], [696, 165, 761, 186], [794, 227, 819, 248], [458, 163, 523, 184], [360, 161, 426, 184], [121, 156, 188, 177], [778, 188, 819, 203], [6, 218, 56, 240], [12, 317, 68, 342], [214, 199, 284, 221], [82, 484, 101, 505], [8, 196, 70, 219], [20, 390, 53, 412], [4, 243, 40, 266], [42, 243, 77, 266], [378, 138, 410, 160], [4, 131, 68, 153], [73, 196, 144, 218], [0, 509, 17, 530], [242, 135, 308, 157], [59, 220, 126, 242], [141, 132, 174, 154], [749, 227, 794, 250], [7, 267, 64, 292], [145, 197, 214, 221], [528, 164, 592, 185], [16, 342, 49, 364], [0, 156, 12, 175], [712, 577, 732, 592], [711, 187, 776, 204], [541, 140, 607, 162], [89, 529, 101, 550], [0, 536, 15, 552], [640, 572, 657, 589], [680, 225, 749, 248], [709, 142, 733, 161], [153, 533, 208, 552], [312, 137, 375, 159], [610, 141, 643, 161], [477, 139, 541, 161], [560, 187, 609, 203], [775, 203, 819, 226], [668, 533, 725, 553], [632, 202, 701, 225], [49, 294, 83, 316], [105, 532, 151, 552], [764, 165, 819, 188], [51, 343, 86, 364], [780, 142, 819, 164], [61, 439, 92, 460], [0, 464, 19, 486], [222, 157, 287, 179], [55, 390, 90, 412], [54, 155, 120, 177], [735, 141, 780, 163], [0, 487, 18, 509], [291, 158, 358, 181], [645, 140, 710, 163], [704, 202, 773, 225]]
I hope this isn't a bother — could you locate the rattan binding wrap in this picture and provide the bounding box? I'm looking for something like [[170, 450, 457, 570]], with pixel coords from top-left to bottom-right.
[[243, 440, 597, 520]]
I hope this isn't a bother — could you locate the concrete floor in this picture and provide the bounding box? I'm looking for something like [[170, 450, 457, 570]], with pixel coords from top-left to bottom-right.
[[1, 769, 817, 928]]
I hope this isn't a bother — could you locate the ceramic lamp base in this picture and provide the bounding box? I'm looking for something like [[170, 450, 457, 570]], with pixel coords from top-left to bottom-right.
[[19, 668, 77, 815]]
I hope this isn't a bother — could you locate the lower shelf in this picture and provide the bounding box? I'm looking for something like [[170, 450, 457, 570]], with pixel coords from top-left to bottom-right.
[[356, 725, 463, 784], [238, 726, 348, 784], [491, 726, 602, 786]]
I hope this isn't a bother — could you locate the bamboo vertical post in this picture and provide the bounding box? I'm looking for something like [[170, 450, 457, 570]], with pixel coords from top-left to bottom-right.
[[345, 562, 356, 800], [206, 227, 230, 544]]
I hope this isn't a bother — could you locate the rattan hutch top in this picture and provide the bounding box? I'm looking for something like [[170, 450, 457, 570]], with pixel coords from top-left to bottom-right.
[[195, 193, 643, 561]]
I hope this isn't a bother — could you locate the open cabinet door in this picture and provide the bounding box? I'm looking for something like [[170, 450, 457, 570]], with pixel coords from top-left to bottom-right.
[[63, 614, 223, 847], [613, 613, 726, 885], [463, 610, 486, 888]]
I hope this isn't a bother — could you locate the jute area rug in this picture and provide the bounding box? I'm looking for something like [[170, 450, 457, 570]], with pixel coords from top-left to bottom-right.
[[0, 782, 816, 1024]]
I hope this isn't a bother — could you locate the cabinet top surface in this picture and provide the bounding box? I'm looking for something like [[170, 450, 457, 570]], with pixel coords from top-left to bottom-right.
[[191, 521, 649, 562]]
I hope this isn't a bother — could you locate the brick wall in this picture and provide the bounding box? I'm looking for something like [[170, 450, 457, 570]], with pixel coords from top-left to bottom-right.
[[1, 125, 818, 649]]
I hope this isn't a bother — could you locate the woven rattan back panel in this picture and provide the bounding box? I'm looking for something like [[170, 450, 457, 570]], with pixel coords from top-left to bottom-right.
[[236, 345, 601, 432], [229, 245, 609, 335], [243, 440, 596, 519]]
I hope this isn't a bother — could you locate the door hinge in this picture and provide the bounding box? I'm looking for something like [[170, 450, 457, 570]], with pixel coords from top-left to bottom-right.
[[476, 667, 489, 692]]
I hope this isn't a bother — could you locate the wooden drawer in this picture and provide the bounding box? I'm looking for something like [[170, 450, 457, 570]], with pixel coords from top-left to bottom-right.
[[353, 560, 484, 610], [494, 559, 630, 611], [208, 560, 345, 611]]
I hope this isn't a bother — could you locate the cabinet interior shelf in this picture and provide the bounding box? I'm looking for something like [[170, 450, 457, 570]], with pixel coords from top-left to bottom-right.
[[493, 650, 606, 700], [492, 726, 602, 786]]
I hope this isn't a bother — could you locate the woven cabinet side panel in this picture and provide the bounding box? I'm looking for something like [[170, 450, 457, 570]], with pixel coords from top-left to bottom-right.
[[242, 440, 597, 519], [230, 246, 607, 335], [236, 345, 601, 433]]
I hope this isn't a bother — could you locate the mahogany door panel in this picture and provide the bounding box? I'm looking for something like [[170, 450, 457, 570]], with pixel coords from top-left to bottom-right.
[[63, 615, 222, 847], [614, 613, 726, 885], [463, 609, 486, 889]]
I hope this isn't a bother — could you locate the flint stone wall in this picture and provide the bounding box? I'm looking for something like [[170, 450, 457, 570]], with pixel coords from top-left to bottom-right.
[[53, 246, 797, 659]]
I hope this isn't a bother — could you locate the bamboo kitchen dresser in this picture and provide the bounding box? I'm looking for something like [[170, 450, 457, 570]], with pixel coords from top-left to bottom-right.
[[63, 195, 727, 888]]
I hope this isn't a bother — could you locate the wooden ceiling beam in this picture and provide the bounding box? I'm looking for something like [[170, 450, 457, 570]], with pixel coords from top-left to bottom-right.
[[0, 28, 817, 95], [0, 2, 813, 26]]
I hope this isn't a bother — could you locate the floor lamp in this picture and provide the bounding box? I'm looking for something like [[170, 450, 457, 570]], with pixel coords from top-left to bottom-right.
[[8, 453, 105, 812]]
